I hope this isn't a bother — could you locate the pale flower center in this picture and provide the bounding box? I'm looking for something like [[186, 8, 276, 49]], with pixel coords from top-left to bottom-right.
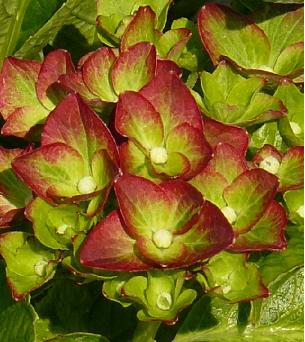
[[77, 176, 97, 194], [152, 229, 173, 249], [259, 156, 280, 175], [150, 147, 168, 165], [290, 121, 302, 135], [56, 224, 69, 235], [34, 260, 49, 276], [221, 206, 237, 224], [157, 292, 172, 311]]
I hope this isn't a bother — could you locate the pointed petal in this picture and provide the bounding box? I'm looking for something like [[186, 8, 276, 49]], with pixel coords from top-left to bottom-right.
[[41, 94, 119, 166], [36, 49, 75, 109], [166, 123, 211, 179], [12, 143, 86, 204], [58, 72, 97, 102], [231, 201, 287, 252], [206, 143, 247, 184], [119, 141, 159, 181], [156, 59, 182, 77], [157, 28, 191, 61], [0, 148, 32, 227], [141, 72, 203, 135], [197, 4, 270, 69], [115, 91, 164, 150], [224, 169, 279, 233], [1, 105, 49, 138], [274, 42, 304, 76], [115, 175, 203, 238], [176, 201, 234, 265], [121, 6, 158, 51], [189, 168, 229, 208], [137, 237, 187, 267], [80, 211, 151, 272], [0, 57, 41, 119], [278, 146, 304, 192], [82, 47, 118, 102], [203, 118, 249, 156], [112, 42, 156, 95], [151, 151, 190, 178]]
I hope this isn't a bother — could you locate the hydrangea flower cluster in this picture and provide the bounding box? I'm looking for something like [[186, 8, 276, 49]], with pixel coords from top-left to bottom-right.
[[0, 1, 303, 335]]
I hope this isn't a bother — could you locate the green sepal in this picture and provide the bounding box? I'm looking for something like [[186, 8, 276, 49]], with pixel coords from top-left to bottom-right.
[[274, 82, 304, 146], [284, 189, 304, 225], [27, 197, 91, 250], [102, 274, 133, 308], [200, 63, 286, 126], [0, 232, 60, 300], [122, 270, 197, 322], [62, 233, 116, 281], [202, 251, 268, 303]]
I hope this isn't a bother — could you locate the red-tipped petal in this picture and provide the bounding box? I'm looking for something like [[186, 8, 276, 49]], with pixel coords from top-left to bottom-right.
[[115, 175, 203, 239], [231, 200, 287, 252], [80, 211, 151, 272], [115, 91, 164, 150], [141, 72, 203, 134], [203, 118, 249, 156], [224, 169, 279, 233], [36, 49, 75, 109], [112, 42, 156, 95], [41, 93, 119, 166], [82, 47, 117, 102]]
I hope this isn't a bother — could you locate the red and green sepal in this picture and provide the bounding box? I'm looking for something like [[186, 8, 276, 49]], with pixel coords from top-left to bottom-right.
[[190, 143, 283, 251], [202, 118, 249, 156], [96, 0, 172, 47], [199, 251, 269, 303], [197, 4, 303, 81], [253, 144, 304, 192], [116, 71, 211, 181], [82, 42, 156, 103], [120, 6, 191, 63], [0, 147, 32, 228], [0, 50, 75, 138], [12, 94, 119, 207], [0, 232, 60, 300], [80, 175, 233, 271]]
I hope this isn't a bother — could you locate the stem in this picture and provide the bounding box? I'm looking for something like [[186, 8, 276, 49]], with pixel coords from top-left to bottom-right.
[[132, 321, 161, 342]]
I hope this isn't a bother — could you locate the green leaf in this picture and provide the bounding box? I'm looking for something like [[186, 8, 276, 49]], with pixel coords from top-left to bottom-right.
[[0, 300, 37, 342], [0, 0, 31, 67], [257, 225, 304, 285], [46, 333, 109, 341], [14, 0, 97, 60], [175, 267, 304, 341], [174, 296, 243, 342]]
